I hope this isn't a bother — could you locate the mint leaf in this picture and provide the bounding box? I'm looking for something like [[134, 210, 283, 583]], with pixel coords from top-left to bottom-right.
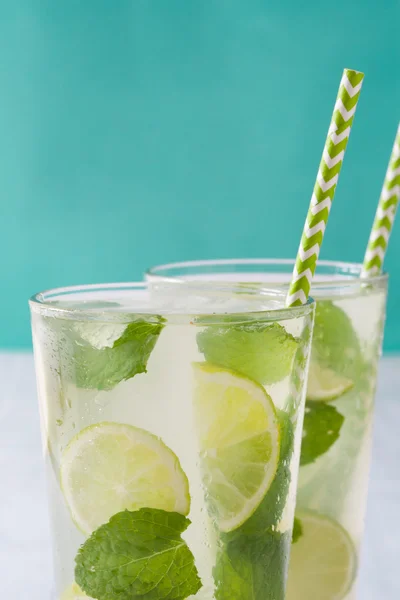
[[292, 517, 303, 544], [226, 410, 294, 540], [69, 318, 164, 391], [197, 322, 298, 385], [75, 508, 202, 600], [214, 530, 290, 600], [300, 403, 344, 466], [312, 301, 362, 380]]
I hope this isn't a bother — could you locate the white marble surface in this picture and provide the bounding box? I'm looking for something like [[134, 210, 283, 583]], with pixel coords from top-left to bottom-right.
[[1, 352, 399, 599]]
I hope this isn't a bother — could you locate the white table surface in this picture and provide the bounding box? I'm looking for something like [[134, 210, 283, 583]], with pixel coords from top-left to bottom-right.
[[1, 352, 399, 599]]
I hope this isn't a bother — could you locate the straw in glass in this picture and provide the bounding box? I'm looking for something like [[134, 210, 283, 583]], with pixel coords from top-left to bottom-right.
[[361, 124, 400, 276], [286, 69, 365, 307]]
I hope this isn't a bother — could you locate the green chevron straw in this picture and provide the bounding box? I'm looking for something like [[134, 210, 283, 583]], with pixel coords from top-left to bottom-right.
[[286, 68, 365, 307], [361, 124, 400, 276]]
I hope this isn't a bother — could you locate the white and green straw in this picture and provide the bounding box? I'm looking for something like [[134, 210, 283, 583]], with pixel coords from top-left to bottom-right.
[[361, 124, 400, 276], [286, 69, 365, 307]]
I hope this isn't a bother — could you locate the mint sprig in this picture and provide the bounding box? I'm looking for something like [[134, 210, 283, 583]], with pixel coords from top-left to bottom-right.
[[300, 403, 344, 466], [312, 300, 362, 380], [214, 530, 290, 600], [197, 321, 298, 386], [75, 508, 202, 600], [66, 318, 164, 391]]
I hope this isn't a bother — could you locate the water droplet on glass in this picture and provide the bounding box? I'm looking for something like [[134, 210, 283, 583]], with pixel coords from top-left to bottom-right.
[[95, 394, 111, 408]]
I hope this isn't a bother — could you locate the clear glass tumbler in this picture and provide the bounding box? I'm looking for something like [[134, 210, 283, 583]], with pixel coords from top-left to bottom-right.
[[146, 259, 388, 600], [29, 281, 315, 600]]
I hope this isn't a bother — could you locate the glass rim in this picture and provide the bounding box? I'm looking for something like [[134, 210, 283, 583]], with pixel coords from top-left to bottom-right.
[[29, 281, 315, 324], [146, 258, 388, 289]]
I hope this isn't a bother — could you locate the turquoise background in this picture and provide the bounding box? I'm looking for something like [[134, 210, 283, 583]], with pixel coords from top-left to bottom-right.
[[1, 0, 399, 350]]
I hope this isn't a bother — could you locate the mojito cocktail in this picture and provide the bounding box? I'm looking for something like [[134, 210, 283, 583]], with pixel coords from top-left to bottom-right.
[[287, 270, 387, 600], [147, 259, 388, 599], [30, 282, 314, 600]]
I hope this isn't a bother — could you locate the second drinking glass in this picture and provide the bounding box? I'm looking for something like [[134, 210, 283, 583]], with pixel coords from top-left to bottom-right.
[[147, 258, 388, 600]]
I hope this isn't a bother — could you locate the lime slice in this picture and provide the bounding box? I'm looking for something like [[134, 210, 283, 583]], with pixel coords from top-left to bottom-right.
[[60, 422, 190, 534], [287, 510, 357, 600], [307, 361, 354, 402], [193, 363, 280, 532], [61, 583, 91, 599]]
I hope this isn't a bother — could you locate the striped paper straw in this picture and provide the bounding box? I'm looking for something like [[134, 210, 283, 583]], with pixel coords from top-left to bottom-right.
[[361, 124, 400, 276], [286, 69, 365, 307]]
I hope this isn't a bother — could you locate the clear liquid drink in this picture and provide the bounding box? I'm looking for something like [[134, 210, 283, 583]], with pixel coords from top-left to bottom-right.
[[30, 282, 314, 600], [147, 260, 388, 600]]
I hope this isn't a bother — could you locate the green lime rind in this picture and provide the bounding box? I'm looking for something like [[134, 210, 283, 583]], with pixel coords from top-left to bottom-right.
[[197, 321, 299, 386]]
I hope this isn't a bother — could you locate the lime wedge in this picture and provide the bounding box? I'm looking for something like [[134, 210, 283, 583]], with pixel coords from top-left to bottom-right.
[[60, 422, 190, 534], [61, 583, 91, 599], [307, 361, 354, 402], [287, 511, 357, 600], [193, 363, 280, 532]]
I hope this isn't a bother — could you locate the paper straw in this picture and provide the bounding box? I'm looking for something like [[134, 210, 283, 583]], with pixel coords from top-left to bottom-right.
[[286, 69, 365, 307], [361, 124, 400, 276]]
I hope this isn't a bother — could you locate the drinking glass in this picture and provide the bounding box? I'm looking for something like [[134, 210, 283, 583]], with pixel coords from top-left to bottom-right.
[[29, 281, 315, 600], [146, 259, 388, 599]]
